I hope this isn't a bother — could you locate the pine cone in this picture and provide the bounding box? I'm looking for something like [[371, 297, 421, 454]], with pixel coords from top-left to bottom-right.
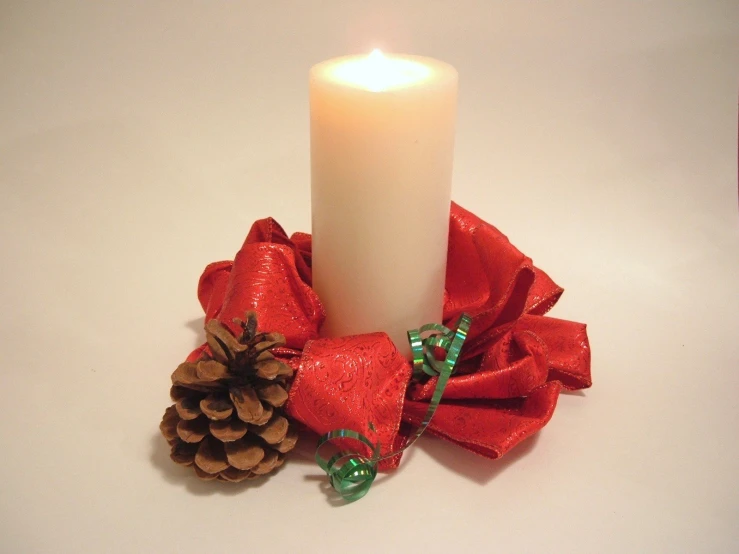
[[160, 312, 298, 482]]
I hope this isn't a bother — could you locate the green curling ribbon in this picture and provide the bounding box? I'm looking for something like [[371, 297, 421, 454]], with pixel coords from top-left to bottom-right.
[[315, 313, 472, 503]]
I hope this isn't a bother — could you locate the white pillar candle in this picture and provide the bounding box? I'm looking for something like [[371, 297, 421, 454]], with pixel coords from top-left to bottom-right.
[[310, 50, 458, 356]]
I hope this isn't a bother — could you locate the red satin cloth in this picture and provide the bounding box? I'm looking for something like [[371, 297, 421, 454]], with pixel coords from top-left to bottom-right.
[[192, 203, 591, 469]]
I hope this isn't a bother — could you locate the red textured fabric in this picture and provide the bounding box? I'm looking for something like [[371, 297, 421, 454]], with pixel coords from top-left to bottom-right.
[[287, 333, 411, 469], [186, 204, 591, 469], [403, 382, 563, 459], [196, 219, 324, 349]]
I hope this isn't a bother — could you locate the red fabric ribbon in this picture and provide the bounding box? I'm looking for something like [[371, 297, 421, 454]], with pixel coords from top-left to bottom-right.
[[190, 203, 591, 469]]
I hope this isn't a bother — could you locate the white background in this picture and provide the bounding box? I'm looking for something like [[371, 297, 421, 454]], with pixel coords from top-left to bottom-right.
[[1, 1, 738, 552]]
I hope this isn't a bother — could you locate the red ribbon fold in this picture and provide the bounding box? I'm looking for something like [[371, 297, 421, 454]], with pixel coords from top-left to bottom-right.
[[191, 203, 591, 469]]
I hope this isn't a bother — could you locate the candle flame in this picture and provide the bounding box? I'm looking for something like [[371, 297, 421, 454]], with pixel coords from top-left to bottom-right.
[[328, 49, 431, 92]]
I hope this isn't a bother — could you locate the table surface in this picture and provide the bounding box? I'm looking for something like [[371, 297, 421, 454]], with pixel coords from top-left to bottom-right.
[[1, 2, 738, 553]]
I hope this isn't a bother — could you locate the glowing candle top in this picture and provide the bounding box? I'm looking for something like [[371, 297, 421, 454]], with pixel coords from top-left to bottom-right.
[[311, 49, 456, 93]]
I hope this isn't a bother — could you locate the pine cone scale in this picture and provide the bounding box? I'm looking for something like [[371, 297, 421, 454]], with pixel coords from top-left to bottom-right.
[[175, 397, 202, 420], [256, 383, 289, 407], [160, 406, 180, 444], [251, 451, 280, 475], [230, 386, 263, 423], [176, 416, 209, 443], [251, 415, 289, 445], [170, 441, 198, 465], [219, 467, 254, 483], [205, 319, 249, 363], [251, 404, 273, 426], [200, 395, 233, 420], [274, 428, 299, 453], [194, 465, 219, 480], [209, 418, 247, 442], [195, 437, 229, 474], [254, 359, 282, 379], [224, 440, 265, 470], [172, 362, 201, 386], [196, 360, 230, 381]]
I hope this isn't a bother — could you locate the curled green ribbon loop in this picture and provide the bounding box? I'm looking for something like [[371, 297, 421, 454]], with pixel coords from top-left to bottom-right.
[[315, 429, 379, 502], [315, 313, 472, 502]]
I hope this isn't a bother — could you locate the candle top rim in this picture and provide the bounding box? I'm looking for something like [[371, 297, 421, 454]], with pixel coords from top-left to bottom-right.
[[310, 51, 457, 93]]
